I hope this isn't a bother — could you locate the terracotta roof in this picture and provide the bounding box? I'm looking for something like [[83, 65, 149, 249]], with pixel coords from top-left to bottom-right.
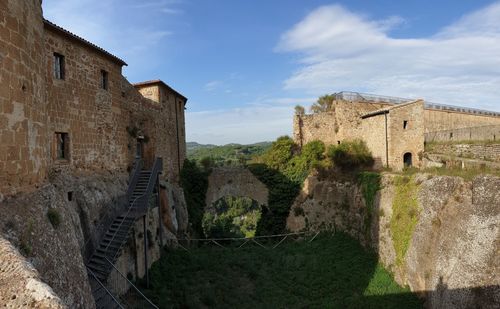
[[133, 80, 187, 102], [43, 19, 127, 66]]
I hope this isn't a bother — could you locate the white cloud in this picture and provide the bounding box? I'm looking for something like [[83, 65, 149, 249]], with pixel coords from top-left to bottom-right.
[[278, 2, 500, 111], [186, 97, 312, 144], [42, 0, 173, 63], [203, 80, 223, 91]]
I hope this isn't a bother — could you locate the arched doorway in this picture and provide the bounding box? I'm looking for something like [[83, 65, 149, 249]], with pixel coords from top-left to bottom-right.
[[403, 152, 412, 168]]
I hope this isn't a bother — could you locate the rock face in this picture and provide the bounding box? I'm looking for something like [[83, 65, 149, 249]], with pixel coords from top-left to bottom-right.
[[287, 172, 500, 308], [0, 171, 128, 308], [0, 236, 66, 308]]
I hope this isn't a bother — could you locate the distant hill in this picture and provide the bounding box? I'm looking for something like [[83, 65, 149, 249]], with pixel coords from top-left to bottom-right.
[[187, 141, 272, 165]]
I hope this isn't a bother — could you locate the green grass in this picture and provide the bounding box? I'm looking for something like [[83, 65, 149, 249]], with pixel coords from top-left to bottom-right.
[[143, 233, 422, 308], [397, 166, 500, 181], [390, 176, 420, 266]]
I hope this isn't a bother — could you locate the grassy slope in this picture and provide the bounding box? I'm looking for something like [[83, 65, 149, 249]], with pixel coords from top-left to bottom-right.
[[145, 234, 422, 309]]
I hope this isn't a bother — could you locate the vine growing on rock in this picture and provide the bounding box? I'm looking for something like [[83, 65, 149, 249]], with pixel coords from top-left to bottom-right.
[[357, 172, 381, 239], [390, 176, 420, 266]]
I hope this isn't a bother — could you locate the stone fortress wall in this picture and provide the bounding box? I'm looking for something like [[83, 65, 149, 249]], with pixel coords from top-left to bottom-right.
[[294, 94, 500, 170], [0, 0, 187, 197]]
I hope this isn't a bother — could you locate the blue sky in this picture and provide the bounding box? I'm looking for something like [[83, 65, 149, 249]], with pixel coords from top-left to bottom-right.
[[43, 0, 500, 144]]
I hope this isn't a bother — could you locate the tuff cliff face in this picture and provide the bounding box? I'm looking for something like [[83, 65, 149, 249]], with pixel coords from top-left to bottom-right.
[[287, 172, 500, 309], [0, 170, 189, 308]]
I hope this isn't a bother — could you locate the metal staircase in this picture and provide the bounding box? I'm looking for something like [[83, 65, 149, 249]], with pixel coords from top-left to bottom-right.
[[86, 158, 162, 309]]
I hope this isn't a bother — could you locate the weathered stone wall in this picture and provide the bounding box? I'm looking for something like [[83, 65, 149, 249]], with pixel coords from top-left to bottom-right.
[[293, 100, 390, 147], [359, 112, 387, 169], [387, 101, 425, 170], [424, 109, 500, 133], [425, 124, 500, 143], [0, 0, 48, 196], [287, 173, 500, 308], [205, 167, 269, 209], [0, 236, 66, 308], [427, 143, 500, 162], [44, 27, 130, 173]]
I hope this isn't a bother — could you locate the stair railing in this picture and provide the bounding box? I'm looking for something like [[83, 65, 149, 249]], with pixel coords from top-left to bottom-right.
[[102, 157, 163, 260], [104, 257, 159, 309], [127, 158, 144, 202], [87, 266, 125, 309]]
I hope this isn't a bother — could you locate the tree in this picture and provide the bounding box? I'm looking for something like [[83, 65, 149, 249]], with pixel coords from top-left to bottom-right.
[[294, 105, 305, 115], [310, 94, 336, 114]]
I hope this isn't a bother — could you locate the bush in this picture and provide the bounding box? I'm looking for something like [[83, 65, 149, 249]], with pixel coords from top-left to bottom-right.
[[47, 208, 61, 229], [202, 196, 261, 238], [180, 159, 209, 237], [327, 139, 374, 170]]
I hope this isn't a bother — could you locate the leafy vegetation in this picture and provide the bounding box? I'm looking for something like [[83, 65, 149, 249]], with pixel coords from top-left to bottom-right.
[[180, 159, 209, 237], [310, 94, 336, 114], [202, 196, 261, 238], [327, 139, 374, 170], [144, 233, 422, 308], [390, 176, 420, 266], [398, 166, 500, 181], [248, 137, 330, 235], [47, 208, 61, 229], [358, 172, 382, 238], [187, 141, 272, 166], [294, 104, 305, 115]]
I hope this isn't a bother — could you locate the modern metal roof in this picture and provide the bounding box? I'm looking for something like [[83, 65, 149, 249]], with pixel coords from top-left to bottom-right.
[[335, 91, 500, 117]]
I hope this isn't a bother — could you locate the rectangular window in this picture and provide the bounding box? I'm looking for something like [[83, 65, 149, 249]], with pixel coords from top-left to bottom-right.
[[403, 120, 408, 129], [100, 70, 108, 90], [54, 53, 65, 80], [55, 132, 69, 160]]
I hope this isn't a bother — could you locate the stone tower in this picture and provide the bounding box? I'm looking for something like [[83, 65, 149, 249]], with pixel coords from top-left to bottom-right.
[[0, 0, 48, 196]]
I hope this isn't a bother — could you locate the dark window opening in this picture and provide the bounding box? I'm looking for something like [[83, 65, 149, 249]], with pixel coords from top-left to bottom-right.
[[136, 139, 143, 159], [449, 133, 453, 139], [403, 152, 412, 168], [403, 120, 408, 129], [54, 53, 65, 80], [337, 141, 341, 144], [55, 132, 69, 160], [100, 70, 108, 90], [67, 191, 73, 201]]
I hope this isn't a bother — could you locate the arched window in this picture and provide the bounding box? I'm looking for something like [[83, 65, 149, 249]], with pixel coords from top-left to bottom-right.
[[403, 152, 412, 168]]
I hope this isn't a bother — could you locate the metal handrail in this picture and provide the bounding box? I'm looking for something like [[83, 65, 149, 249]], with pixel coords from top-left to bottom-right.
[[87, 266, 125, 309], [106, 157, 163, 261], [102, 192, 147, 256], [104, 257, 159, 309]]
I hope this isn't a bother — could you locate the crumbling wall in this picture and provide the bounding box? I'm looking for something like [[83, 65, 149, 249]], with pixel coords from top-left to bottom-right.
[[287, 172, 500, 308], [205, 167, 268, 209]]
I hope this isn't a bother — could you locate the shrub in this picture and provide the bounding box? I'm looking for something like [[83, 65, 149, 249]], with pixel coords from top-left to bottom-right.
[[327, 139, 374, 170], [47, 208, 61, 229], [180, 159, 209, 237]]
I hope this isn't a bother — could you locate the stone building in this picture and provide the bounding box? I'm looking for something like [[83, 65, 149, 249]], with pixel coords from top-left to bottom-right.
[[0, 1, 188, 308], [1, 1, 187, 197], [294, 92, 500, 170]]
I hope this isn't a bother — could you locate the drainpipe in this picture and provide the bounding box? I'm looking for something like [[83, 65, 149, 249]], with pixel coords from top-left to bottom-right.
[[384, 113, 389, 168]]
